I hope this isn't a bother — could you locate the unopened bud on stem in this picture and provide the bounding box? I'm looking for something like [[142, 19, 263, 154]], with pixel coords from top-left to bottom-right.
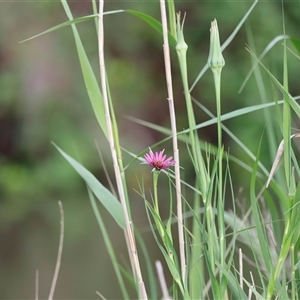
[[208, 19, 225, 72]]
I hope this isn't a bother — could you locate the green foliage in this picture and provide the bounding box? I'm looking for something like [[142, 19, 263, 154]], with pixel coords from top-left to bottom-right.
[[3, 0, 300, 299]]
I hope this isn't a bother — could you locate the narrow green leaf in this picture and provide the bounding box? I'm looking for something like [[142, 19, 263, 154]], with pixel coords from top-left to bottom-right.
[[239, 34, 288, 93], [20, 15, 98, 43], [250, 136, 272, 274], [135, 231, 158, 300], [145, 201, 189, 298], [215, 261, 253, 300], [61, 0, 108, 138], [21, 2, 109, 137], [20, 10, 124, 43], [21, 9, 176, 49], [204, 251, 220, 300], [53, 143, 125, 229], [127, 100, 289, 137], [189, 196, 203, 299], [88, 188, 129, 298], [294, 259, 300, 270], [157, 243, 190, 299], [247, 47, 300, 119]]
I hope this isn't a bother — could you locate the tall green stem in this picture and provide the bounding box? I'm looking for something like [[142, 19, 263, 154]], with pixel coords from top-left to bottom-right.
[[153, 170, 160, 217], [176, 13, 208, 199], [282, 16, 291, 190], [208, 19, 226, 297]]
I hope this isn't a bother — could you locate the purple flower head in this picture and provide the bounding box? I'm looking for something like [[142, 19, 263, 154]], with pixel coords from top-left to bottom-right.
[[143, 148, 175, 171]]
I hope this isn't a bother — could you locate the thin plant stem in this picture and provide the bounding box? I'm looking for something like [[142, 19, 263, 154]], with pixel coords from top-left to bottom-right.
[[35, 270, 39, 300], [159, 0, 186, 281], [176, 13, 208, 199], [208, 20, 226, 296], [155, 261, 172, 300], [108, 86, 131, 217], [96, 291, 107, 300], [105, 61, 134, 271], [291, 243, 295, 300], [213, 65, 226, 290], [97, 1, 147, 299], [166, 0, 176, 38], [48, 201, 64, 300], [212, 66, 225, 275], [91, 0, 98, 31], [282, 11, 291, 189], [212, 70, 223, 150], [88, 188, 130, 299], [249, 271, 255, 300], [239, 248, 243, 290], [205, 203, 216, 268], [266, 212, 291, 299], [153, 170, 160, 218], [266, 13, 292, 300]]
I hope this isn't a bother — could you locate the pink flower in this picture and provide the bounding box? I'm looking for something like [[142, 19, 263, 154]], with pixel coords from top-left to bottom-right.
[[143, 148, 175, 171]]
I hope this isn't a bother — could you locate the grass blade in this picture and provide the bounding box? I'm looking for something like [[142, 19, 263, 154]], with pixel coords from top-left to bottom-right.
[[88, 188, 130, 298], [247, 47, 300, 119], [53, 143, 125, 229], [250, 136, 273, 276], [20, 15, 98, 43], [61, 0, 108, 138]]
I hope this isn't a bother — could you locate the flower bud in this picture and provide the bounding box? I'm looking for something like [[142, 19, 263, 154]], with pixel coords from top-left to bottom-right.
[[207, 19, 225, 72]]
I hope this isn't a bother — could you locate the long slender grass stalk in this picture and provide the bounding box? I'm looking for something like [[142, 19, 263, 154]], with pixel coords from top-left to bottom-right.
[[97, 1, 147, 299], [48, 201, 64, 300], [145, 199, 190, 299], [175, 13, 209, 198], [207, 19, 227, 298], [208, 19, 225, 150], [152, 170, 164, 237], [267, 186, 300, 299], [159, 0, 186, 282], [107, 73, 132, 224], [91, 0, 98, 31], [290, 234, 296, 300], [189, 189, 203, 299], [166, 0, 176, 38], [266, 11, 293, 299], [245, 24, 284, 187], [282, 11, 291, 190], [155, 261, 172, 300], [35, 270, 39, 300], [266, 221, 291, 300], [175, 12, 219, 296]]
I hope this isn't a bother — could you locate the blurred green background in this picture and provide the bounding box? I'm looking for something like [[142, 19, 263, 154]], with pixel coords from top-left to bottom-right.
[[1, 1, 300, 299]]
